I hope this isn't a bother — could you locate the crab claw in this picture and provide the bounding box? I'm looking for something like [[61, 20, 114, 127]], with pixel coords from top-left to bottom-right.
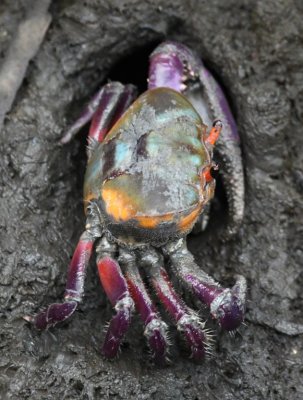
[[24, 301, 78, 330], [210, 275, 247, 331]]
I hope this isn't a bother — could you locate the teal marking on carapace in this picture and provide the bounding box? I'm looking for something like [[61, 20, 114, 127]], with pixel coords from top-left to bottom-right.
[[84, 87, 212, 220]]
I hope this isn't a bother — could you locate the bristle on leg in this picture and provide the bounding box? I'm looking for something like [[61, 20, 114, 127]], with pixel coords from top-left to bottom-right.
[[97, 256, 134, 358]]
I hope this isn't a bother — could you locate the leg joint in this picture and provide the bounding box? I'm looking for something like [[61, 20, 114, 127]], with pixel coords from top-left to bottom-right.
[[115, 295, 135, 313], [96, 236, 117, 259]]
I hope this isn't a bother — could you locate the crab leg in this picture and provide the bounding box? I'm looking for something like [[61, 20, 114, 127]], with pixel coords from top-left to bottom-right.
[[119, 249, 169, 364], [140, 249, 210, 361], [60, 82, 137, 145], [88, 83, 137, 143], [149, 41, 244, 236], [205, 120, 222, 146], [163, 239, 246, 331], [151, 268, 210, 360], [26, 231, 95, 330], [96, 238, 134, 358]]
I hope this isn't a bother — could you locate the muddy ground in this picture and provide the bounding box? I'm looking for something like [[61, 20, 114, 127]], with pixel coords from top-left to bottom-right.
[[1, 0, 303, 399]]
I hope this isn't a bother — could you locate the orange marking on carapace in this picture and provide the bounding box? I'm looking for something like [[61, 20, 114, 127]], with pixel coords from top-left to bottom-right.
[[136, 213, 174, 229], [102, 187, 138, 221], [178, 205, 202, 232]]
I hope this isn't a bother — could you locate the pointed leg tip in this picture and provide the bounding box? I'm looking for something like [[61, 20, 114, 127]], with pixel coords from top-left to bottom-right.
[[178, 315, 210, 361], [211, 292, 246, 331], [23, 315, 34, 323], [190, 349, 206, 362], [218, 307, 245, 331], [209, 275, 247, 331], [100, 298, 133, 360], [101, 343, 120, 359], [152, 348, 169, 367], [59, 131, 72, 145], [145, 319, 169, 365]]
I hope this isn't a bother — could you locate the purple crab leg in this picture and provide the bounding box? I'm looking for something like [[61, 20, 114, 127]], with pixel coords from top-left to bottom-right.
[[164, 239, 247, 332], [25, 231, 95, 330], [150, 266, 210, 360], [140, 249, 211, 360], [119, 249, 169, 364], [96, 238, 134, 358], [60, 82, 137, 145], [88, 83, 137, 143], [149, 41, 244, 236]]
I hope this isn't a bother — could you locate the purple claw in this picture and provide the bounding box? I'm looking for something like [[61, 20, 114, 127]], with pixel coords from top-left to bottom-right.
[[149, 41, 240, 142], [149, 48, 184, 92], [30, 301, 78, 330], [149, 41, 245, 236]]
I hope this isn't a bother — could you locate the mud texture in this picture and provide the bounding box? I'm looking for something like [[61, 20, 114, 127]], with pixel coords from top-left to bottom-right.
[[1, 1, 303, 399]]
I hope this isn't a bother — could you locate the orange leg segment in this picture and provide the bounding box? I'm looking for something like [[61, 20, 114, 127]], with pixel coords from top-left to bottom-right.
[[205, 120, 222, 146]]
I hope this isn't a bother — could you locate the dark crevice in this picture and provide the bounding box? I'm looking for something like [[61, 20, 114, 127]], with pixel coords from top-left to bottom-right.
[[108, 41, 161, 93]]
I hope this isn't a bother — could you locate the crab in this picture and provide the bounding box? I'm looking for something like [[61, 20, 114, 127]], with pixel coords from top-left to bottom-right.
[[26, 42, 246, 363]]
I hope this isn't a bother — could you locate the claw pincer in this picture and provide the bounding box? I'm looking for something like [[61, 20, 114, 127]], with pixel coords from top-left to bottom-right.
[[28, 41, 246, 362]]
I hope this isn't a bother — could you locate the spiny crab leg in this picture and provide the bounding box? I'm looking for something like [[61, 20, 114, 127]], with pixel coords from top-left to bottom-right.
[[25, 231, 95, 330], [88, 83, 137, 143], [96, 238, 134, 359], [163, 239, 247, 331], [60, 82, 137, 145], [119, 249, 169, 364], [141, 250, 211, 361]]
